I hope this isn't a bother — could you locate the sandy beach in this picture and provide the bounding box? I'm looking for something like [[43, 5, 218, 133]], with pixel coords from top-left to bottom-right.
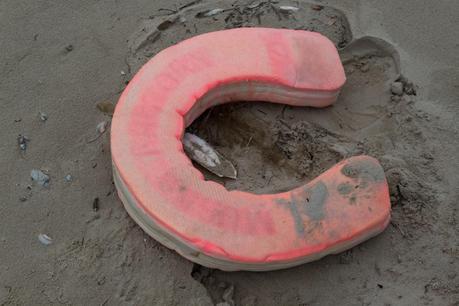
[[1, 0, 458, 305]]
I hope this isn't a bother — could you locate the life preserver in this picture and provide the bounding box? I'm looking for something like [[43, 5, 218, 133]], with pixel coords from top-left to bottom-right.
[[111, 28, 391, 271]]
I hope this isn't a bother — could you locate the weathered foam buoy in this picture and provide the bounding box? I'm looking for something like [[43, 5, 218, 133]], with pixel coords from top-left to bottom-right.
[[111, 28, 391, 271]]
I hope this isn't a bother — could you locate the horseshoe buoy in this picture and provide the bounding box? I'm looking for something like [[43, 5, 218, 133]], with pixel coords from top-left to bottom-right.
[[112, 28, 391, 271]]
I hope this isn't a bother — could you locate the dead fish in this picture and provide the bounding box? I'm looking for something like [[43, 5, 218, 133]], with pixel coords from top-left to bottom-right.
[[31, 169, 50, 187], [17, 134, 29, 151], [195, 8, 225, 18], [278, 6, 300, 13], [38, 233, 53, 245], [96, 101, 115, 115], [183, 133, 237, 179]]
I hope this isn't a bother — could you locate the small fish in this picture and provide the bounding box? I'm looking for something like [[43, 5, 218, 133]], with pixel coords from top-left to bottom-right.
[[195, 8, 225, 18], [183, 133, 237, 179], [38, 234, 53, 245]]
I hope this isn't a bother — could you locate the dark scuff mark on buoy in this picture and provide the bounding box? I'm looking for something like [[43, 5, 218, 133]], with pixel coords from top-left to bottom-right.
[[341, 159, 386, 182], [277, 198, 305, 235], [276, 181, 328, 236], [302, 181, 328, 221]]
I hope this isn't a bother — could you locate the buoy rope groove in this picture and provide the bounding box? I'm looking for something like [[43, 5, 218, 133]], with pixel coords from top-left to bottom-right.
[[111, 28, 391, 271]]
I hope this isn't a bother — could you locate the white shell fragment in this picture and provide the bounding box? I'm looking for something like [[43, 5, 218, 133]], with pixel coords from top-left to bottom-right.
[[38, 234, 53, 245], [39, 111, 48, 121], [31, 169, 50, 187], [96, 121, 107, 134], [183, 133, 237, 179], [278, 6, 300, 12], [196, 8, 225, 18]]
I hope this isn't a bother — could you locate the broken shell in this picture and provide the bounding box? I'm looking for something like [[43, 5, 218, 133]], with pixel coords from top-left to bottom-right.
[[96, 121, 107, 134], [38, 234, 53, 245], [39, 111, 48, 121]]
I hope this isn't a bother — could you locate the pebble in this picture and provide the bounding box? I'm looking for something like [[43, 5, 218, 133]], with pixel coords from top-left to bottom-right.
[[391, 82, 404, 96], [65, 44, 73, 52], [218, 281, 227, 289], [222, 284, 235, 306], [360, 63, 369, 72], [31, 169, 50, 187], [311, 4, 324, 10], [64, 174, 72, 182], [391, 95, 401, 102], [18, 135, 29, 151]]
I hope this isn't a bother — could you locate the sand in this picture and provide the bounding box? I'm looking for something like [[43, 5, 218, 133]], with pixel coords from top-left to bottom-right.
[[1, 0, 458, 305]]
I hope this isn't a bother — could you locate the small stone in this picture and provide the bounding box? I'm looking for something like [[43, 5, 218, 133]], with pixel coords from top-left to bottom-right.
[[96, 101, 115, 115], [222, 285, 234, 302], [391, 82, 404, 96], [218, 281, 227, 289], [311, 4, 324, 10], [65, 44, 73, 52], [360, 63, 369, 72], [391, 95, 401, 102], [31, 169, 50, 187], [93, 197, 99, 212], [447, 272, 457, 280], [96, 121, 107, 134], [64, 174, 72, 182], [404, 82, 416, 95], [19, 196, 27, 202], [120, 70, 126, 76]]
